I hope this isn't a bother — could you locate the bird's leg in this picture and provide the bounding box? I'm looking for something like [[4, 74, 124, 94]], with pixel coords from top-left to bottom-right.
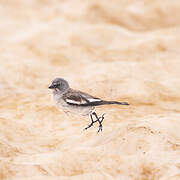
[[84, 113, 98, 130], [92, 112, 105, 133]]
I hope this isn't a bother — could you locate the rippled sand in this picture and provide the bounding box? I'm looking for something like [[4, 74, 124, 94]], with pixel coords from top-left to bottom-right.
[[0, 1, 180, 179]]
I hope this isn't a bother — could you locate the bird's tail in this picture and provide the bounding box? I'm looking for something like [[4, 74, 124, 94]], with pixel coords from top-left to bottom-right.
[[81, 100, 129, 106], [99, 101, 129, 106]]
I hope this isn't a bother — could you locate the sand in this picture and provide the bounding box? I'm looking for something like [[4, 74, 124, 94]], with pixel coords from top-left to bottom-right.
[[0, 0, 180, 179]]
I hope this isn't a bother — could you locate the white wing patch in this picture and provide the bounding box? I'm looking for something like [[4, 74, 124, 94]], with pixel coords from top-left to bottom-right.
[[88, 98, 102, 102], [66, 98, 87, 105], [66, 99, 81, 104], [66, 95, 102, 105]]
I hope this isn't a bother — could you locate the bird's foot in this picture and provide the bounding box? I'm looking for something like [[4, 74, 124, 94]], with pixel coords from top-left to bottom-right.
[[84, 112, 105, 133], [97, 123, 103, 133], [84, 120, 98, 130], [97, 113, 105, 134]]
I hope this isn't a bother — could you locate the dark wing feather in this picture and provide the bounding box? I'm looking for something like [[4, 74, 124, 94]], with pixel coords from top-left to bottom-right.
[[63, 90, 102, 106]]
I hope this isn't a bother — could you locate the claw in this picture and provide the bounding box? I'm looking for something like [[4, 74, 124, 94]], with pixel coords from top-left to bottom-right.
[[84, 122, 94, 131], [97, 124, 103, 133], [97, 114, 105, 133]]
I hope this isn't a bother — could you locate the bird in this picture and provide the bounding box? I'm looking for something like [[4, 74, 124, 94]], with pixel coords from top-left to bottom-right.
[[48, 78, 129, 133]]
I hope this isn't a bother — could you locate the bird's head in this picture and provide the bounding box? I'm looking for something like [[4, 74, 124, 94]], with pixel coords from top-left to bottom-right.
[[49, 78, 69, 92]]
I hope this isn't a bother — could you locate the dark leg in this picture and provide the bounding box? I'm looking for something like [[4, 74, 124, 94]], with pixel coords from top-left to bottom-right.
[[84, 112, 106, 133], [92, 112, 105, 133], [83, 113, 98, 131]]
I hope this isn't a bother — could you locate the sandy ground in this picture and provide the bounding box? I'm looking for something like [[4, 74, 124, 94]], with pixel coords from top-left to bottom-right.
[[0, 0, 180, 179]]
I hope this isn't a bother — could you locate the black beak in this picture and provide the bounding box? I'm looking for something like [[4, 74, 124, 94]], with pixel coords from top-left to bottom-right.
[[48, 84, 55, 89]]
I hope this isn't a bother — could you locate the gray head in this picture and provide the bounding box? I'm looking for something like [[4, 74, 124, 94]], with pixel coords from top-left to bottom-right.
[[49, 78, 70, 92]]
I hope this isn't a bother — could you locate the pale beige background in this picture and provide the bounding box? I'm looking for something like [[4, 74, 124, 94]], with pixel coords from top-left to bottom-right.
[[0, 0, 180, 179]]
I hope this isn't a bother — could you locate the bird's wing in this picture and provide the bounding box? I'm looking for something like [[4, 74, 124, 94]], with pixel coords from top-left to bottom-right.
[[63, 90, 102, 106]]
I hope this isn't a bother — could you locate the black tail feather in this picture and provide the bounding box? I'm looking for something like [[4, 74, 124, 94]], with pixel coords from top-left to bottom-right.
[[103, 101, 129, 106], [80, 100, 129, 106]]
